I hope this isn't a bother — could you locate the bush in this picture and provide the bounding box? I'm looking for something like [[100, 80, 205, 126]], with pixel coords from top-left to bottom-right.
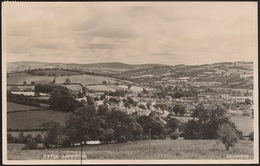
[[152, 135, 159, 140], [170, 132, 180, 140], [248, 132, 254, 141], [7, 133, 14, 143], [143, 135, 149, 140], [43, 136, 50, 148], [159, 134, 165, 139], [118, 135, 127, 143], [23, 139, 38, 150], [34, 134, 43, 143]]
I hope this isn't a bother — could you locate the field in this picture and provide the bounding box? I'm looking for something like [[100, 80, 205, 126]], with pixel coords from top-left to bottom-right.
[[7, 102, 41, 112], [7, 140, 253, 160], [55, 75, 118, 85], [171, 116, 253, 136], [62, 84, 82, 91], [30, 69, 80, 76], [7, 85, 35, 91], [7, 73, 55, 85], [7, 109, 69, 130], [86, 85, 117, 92]]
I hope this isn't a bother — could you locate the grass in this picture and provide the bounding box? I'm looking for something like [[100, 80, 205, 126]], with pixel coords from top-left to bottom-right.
[[62, 84, 82, 91], [7, 102, 41, 112], [86, 85, 117, 92], [7, 109, 69, 130], [30, 69, 80, 76], [7, 73, 55, 85], [7, 140, 254, 160], [55, 74, 118, 85], [7, 85, 35, 91], [231, 116, 254, 136]]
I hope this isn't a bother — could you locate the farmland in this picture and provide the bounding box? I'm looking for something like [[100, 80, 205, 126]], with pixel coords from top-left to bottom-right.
[[86, 85, 117, 92], [7, 140, 253, 160], [7, 102, 41, 112], [55, 75, 118, 85], [7, 85, 35, 91], [7, 73, 55, 85], [7, 109, 69, 130], [29, 69, 81, 76], [62, 84, 82, 91]]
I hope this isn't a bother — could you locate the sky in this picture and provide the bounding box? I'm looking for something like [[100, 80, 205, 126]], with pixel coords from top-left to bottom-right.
[[3, 2, 258, 65]]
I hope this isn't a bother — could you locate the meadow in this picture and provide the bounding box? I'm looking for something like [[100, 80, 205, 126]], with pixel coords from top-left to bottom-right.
[[55, 75, 118, 85], [7, 85, 35, 91], [7, 109, 69, 130], [7, 102, 41, 112], [7, 73, 55, 85], [86, 85, 117, 92], [30, 69, 80, 76], [7, 140, 253, 160]]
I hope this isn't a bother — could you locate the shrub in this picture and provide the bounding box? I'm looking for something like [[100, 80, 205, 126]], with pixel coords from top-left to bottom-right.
[[43, 136, 50, 148], [118, 135, 127, 143], [143, 135, 149, 140], [7, 133, 14, 143], [34, 134, 43, 143], [152, 135, 159, 140], [159, 134, 165, 139], [170, 132, 180, 140], [23, 139, 38, 150], [248, 132, 254, 141]]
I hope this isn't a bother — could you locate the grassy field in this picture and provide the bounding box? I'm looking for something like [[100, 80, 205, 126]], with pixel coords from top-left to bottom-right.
[[7, 102, 41, 112], [30, 69, 80, 76], [7, 140, 253, 160], [55, 75, 118, 85], [86, 85, 117, 92], [62, 84, 83, 91], [7, 73, 55, 85], [7, 85, 35, 91], [231, 116, 254, 136], [7, 109, 69, 130]]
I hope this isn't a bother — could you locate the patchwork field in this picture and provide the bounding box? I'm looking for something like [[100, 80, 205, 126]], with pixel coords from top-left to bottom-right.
[[7, 109, 69, 130], [55, 75, 118, 85], [7, 140, 253, 160], [62, 84, 82, 91], [7, 73, 55, 85], [7, 102, 41, 112]]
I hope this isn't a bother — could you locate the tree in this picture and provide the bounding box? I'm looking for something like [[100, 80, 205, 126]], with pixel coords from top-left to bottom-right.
[[105, 109, 143, 142], [7, 133, 14, 143], [10, 86, 20, 92], [31, 81, 36, 85], [34, 134, 43, 143], [127, 84, 132, 90], [173, 104, 186, 116], [102, 81, 108, 85], [217, 123, 239, 151], [19, 132, 26, 143], [23, 139, 38, 150], [23, 81, 27, 85], [137, 115, 164, 138], [97, 104, 109, 117], [40, 121, 64, 147], [99, 129, 114, 144], [245, 98, 251, 105], [65, 78, 71, 85], [64, 106, 104, 145], [166, 118, 180, 135], [248, 132, 254, 141]]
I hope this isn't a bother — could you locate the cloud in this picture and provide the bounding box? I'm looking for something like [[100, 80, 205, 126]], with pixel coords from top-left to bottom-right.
[[3, 2, 257, 65]]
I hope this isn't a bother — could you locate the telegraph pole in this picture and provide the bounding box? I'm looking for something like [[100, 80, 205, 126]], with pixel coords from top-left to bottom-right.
[[149, 129, 151, 149]]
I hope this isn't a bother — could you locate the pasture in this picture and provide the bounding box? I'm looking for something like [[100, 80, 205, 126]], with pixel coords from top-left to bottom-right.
[[7, 73, 55, 85], [55, 75, 118, 85], [7, 102, 41, 112], [7, 109, 69, 130], [7, 85, 35, 91], [86, 85, 116, 92], [7, 140, 253, 160], [62, 84, 82, 91], [30, 69, 80, 76]]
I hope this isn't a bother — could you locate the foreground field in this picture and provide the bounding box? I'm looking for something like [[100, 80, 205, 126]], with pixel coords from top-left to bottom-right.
[[7, 140, 253, 160], [7, 109, 69, 130]]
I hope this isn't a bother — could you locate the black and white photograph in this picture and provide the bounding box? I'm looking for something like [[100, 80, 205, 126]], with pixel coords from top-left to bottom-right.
[[2, 1, 258, 164]]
